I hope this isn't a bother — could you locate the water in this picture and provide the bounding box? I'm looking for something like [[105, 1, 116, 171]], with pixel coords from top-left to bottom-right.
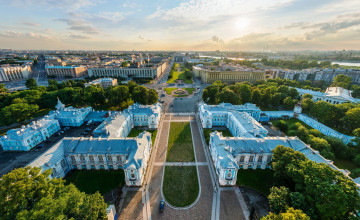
[[331, 61, 360, 67]]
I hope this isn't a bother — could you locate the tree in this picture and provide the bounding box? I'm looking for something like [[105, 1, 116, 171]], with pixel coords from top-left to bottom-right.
[[301, 98, 315, 113], [252, 89, 262, 106], [308, 135, 334, 160], [353, 154, 360, 167], [268, 186, 290, 213], [302, 93, 313, 99], [132, 85, 148, 105], [25, 78, 37, 89], [295, 125, 309, 141], [0, 167, 107, 220], [262, 88, 272, 107], [147, 89, 158, 104], [1, 103, 38, 124], [218, 88, 239, 104], [310, 101, 336, 125], [332, 74, 352, 89], [0, 83, 8, 93], [353, 128, 360, 137], [106, 85, 130, 107], [239, 84, 252, 104], [261, 207, 310, 220], [343, 108, 360, 132], [288, 88, 299, 99], [84, 85, 105, 107], [283, 97, 296, 110], [271, 93, 282, 107]]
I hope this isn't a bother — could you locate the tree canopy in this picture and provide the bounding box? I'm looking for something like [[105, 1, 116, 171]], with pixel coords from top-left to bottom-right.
[[0, 167, 107, 220]]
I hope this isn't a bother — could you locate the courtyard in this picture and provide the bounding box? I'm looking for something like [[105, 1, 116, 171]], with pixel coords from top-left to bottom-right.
[[65, 169, 125, 195], [166, 122, 195, 162], [163, 166, 199, 207], [236, 169, 274, 196], [127, 128, 158, 145], [166, 63, 193, 84]]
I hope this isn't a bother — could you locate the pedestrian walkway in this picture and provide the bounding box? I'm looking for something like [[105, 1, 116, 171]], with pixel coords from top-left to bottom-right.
[[153, 162, 208, 166]]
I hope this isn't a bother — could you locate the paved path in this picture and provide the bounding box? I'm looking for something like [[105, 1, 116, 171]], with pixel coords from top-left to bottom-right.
[[117, 113, 249, 220]]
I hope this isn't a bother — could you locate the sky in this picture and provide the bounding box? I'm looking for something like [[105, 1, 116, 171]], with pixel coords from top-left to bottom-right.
[[0, 0, 359, 51]]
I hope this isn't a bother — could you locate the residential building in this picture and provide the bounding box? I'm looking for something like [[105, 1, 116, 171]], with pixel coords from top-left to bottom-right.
[[87, 60, 169, 79], [193, 65, 265, 83], [174, 54, 186, 62], [0, 118, 60, 151], [85, 78, 118, 88], [0, 64, 31, 82], [296, 87, 360, 104], [28, 131, 152, 186], [45, 65, 87, 78]]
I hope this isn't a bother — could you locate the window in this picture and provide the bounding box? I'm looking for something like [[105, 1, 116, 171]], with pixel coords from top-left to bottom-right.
[[60, 159, 66, 169], [258, 156, 263, 162], [130, 170, 136, 179], [89, 156, 94, 163], [267, 156, 272, 162], [226, 170, 232, 179], [51, 168, 57, 178], [71, 156, 76, 164], [240, 156, 245, 162], [249, 156, 254, 162], [80, 155, 85, 163], [107, 156, 113, 162]]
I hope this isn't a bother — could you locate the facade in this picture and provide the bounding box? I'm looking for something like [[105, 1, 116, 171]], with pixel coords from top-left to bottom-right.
[[129, 103, 161, 129], [199, 103, 350, 186], [0, 64, 31, 82], [174, 54, 186, 62], [45, 65, 87, 78], [87, 60, 169, 79], [28, 131, 152, 186], [193, 66, 265, 84], [296, 87, 360, 104], [48, 99, 92, 127], [272, 68, 360, 84], [85, 78, 118, 88], [199, 102, 262, 125], [0, 118, 60, 151], [209, 131, 348, 185]]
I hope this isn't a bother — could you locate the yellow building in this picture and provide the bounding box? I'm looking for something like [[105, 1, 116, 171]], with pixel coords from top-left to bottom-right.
[[193, 66, 265, 83]]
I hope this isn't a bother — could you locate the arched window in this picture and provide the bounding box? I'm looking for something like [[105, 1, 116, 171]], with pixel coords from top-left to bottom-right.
[[226, 170, 232, 179], [131, 170, 136, 179]]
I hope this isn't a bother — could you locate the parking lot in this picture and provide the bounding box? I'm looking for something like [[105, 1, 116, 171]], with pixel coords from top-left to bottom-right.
[[0, 122, 100, 177]]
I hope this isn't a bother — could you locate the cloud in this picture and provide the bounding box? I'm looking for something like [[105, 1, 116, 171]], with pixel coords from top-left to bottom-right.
[[2, 0, 99, 11], [0, 31, 49, 39], [68, 34, 91, 39], [56, 15, 99, 34], [19, 21, 41, 27], [211, 35, 223, 43], [138, 35, 144, 40]]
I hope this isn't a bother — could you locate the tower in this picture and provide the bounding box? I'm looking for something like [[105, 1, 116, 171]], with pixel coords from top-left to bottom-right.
[[293, 101, 302, 118]]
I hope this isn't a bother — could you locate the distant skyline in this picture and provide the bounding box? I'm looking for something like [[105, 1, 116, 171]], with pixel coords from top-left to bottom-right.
[[0, 0, 359, 51]]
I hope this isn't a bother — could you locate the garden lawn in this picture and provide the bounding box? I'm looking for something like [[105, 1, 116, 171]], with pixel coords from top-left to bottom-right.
[[163, 166, 199, 207], [167, 122, 195, 162], [164, 88, 177, 95], [333, 158, 357, 171], [185, 88, 195, 94], [127, 129, 158, 145], [237, 169, 274, 196], [65, 170, 125, 195], [203, 128, 233, 144]]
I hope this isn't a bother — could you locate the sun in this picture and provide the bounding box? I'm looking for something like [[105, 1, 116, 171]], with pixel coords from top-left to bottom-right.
[[235, 18, 250, 30]]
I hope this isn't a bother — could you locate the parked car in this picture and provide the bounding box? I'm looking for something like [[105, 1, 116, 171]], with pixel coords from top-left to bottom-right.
[[159, 200, 165, 213]]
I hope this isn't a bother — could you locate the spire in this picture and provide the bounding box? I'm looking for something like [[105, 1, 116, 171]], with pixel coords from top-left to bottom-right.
[[55, 97, 65, 110]]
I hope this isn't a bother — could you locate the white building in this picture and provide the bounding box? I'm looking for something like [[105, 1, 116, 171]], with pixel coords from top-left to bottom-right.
[[0, 64, 31, 82], [87, 60, 169, 79], [296, 87, 360, 104], [0, 118, 60, 151], [85, 78, 118, 89], [45, 65, 87, 78]]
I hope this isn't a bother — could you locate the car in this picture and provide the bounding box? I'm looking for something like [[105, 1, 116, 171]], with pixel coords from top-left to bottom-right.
[[159, 200, 165, 213]]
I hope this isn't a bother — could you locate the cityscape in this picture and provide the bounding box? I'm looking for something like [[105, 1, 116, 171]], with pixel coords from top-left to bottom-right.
[[1, 1, 360, 220]]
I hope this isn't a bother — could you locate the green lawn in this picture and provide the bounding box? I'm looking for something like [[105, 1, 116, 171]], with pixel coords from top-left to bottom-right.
[[237, 169, 274, 196], [167, 122, 195, 162], [163, 166, 199, 207], [164, 87, 177, 95], [167, 63, 193, 84], [333, 158, 357, 171], [203, 129, 233, 144], [65, 170, 125, 195], [127, 129, 158, 145], [185, 88, 195, 94]]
